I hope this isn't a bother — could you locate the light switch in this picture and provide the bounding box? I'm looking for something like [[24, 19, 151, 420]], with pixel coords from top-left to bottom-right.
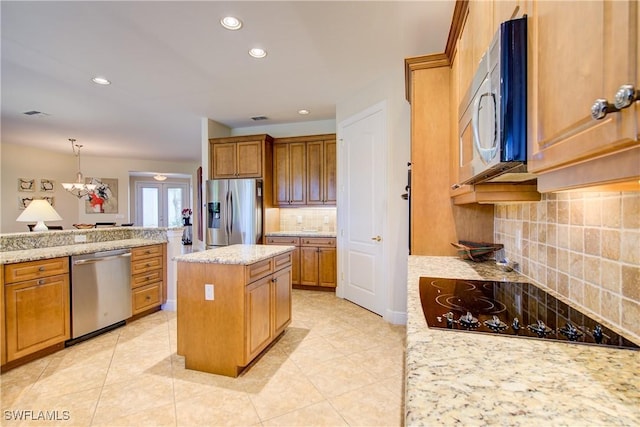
[[205, 284, 214, 300]]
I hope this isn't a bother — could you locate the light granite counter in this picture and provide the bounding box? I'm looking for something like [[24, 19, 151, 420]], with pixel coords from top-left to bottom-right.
[[174, 244, 294, 265], [406, 256, 640, 426]]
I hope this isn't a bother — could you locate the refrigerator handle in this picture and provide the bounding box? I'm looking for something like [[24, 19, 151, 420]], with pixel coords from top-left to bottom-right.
[[225, 190, 231, 236], [229, 191, 234, 235]]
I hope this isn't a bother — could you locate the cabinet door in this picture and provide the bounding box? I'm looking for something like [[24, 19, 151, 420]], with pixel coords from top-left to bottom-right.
[[322, 139, 337, 205], [318, 248, 337, 288], [212, 143, 237, 178], [272, 266, 292, 336], [289, 143, 306, 205], [5, 274, 70, 361], [306, 141, 324, 205], [245, 276, 272, 360], [236, 141, 262, 177], [528, 0, 638, 175], [273, 143, 291, 205], [299, 246, 319, 286]]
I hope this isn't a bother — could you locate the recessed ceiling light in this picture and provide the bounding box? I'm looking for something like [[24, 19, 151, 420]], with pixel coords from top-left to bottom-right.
[[298, 109, 310, 115], [220, 16, 242, 30], [92, 76, 111, 85], [248, 48, 267, 59]]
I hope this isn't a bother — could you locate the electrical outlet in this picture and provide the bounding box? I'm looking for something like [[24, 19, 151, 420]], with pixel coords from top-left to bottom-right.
[[205, 284, 214, 300], [323, 216, 329, 224], [296, 215, 302, 224], [74, 235, 87, 243]]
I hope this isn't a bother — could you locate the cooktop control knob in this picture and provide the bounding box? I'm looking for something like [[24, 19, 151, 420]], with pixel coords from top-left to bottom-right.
[[593, 325, 604, 344], [527, 320, 553, 338], [512, 317, 520, 332], [558, 322, 583, 341]]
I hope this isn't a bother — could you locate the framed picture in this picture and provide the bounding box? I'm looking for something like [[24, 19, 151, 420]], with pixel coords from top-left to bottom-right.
[[40, 179, 55, 192], [85, 177, 118, 214], [18, 196, 34, 210], [18, 178, 35, 192], [42, 196, 55, 207]]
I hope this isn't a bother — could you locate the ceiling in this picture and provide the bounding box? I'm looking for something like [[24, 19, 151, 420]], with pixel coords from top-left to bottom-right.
[[1, 1, 455, 162]]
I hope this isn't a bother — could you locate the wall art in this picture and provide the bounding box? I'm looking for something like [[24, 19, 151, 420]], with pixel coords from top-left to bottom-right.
[[18, 196, 34, 209], [84, 177, 118, 214], [18, 178, 35, 192], [42, 196, 55, 207], [40, 179, 55, 192]]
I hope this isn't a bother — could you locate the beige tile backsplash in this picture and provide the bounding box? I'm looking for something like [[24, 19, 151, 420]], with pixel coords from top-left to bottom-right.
[[495, 192, 640, 342], [279, 208, 337, 232]]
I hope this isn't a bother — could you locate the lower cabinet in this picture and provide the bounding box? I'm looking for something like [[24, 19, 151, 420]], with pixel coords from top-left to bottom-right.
[[131, 244, 166, 315], [266, 235, 336, 288], [176, 250, 293, 377], [3, 257, 70, 364]]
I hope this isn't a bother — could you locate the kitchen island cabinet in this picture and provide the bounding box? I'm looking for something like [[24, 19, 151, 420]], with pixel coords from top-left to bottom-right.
[[175, 244, 294, 377], [3, 257, 70, 365]]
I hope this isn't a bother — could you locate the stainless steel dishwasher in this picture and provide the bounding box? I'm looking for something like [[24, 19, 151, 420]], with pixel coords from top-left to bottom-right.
[[71, 248, 132, 340]]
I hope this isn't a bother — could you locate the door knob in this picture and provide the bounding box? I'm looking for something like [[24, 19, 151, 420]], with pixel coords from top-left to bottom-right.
[[614, 84, 640, 109], [371, 236, 382, 242]]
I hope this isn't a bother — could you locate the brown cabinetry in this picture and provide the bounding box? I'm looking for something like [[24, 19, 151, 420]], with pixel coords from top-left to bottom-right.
[[265, 236, 300, 284], [273, 142, 306, 205], [209, 134, 274, 180], [176, 249, 293, 377], [528, 0, 639, 192], [300, 237, 336, 288], [3, 257, 70, 363], [272, 134, 336, 206], [131, 244, 166, 315]]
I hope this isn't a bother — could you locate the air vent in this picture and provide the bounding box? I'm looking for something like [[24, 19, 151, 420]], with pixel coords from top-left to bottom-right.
[[23, 111, 50, 117], [251, 116, 268, 121]]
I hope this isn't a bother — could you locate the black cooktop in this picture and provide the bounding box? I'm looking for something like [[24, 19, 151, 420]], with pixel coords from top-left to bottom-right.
[[419, 277, 639, 350]]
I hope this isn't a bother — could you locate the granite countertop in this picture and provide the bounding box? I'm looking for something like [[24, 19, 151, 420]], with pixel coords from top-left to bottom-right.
[[406, 256, 640, 426], [265, 231, 337, 238], [173, 244, 295, 265], [0, 238, 166, 265]]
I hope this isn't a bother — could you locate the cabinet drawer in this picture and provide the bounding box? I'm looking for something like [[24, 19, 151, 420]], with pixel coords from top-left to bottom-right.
[[266, 236, 300, 246], [131, 270, 163, 288], [245, 258, 274, 283], [274, 252, 293, 270], [4, 257, 69, 284], [300, 237, 336, 248], [132, 283, 162, 314], [131, 256, 163, 275], [131, 245, 163, 261]]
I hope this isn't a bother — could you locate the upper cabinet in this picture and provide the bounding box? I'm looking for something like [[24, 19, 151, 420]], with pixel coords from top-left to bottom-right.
[[209, 134, 273, 179], [528, 0, 639, 192], [272, 134, 336, 207]]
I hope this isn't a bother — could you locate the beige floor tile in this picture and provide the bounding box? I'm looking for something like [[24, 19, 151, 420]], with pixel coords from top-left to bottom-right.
[[28, 359, 109, 398], [305, 356, 379, 398], [262, 400, 348, 426], [329, 382, 403, 427], [175, 391, 260, 426]]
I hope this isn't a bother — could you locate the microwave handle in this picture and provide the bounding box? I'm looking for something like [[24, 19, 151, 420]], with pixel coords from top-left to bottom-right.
[[472, 90, 499, 164]]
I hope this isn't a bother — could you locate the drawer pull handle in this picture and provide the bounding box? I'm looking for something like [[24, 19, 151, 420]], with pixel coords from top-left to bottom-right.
[[38, 266, 46, 271], [37, 279, 45, 285]]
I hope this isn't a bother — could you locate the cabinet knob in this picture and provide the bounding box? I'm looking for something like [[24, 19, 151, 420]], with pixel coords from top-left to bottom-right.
[[38, 266, 46, 271], [614, 84, 640, 109], [37, 279, 45, 285], [591, 98, 621, 120], [145, 295, 151, 300]]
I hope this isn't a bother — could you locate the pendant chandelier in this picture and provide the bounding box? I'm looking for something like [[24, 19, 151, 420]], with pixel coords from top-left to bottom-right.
[[61, 138, 97, 198]]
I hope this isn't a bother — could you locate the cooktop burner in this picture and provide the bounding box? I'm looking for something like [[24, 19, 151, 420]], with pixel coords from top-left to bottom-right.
[[419, 277, 639, 350]]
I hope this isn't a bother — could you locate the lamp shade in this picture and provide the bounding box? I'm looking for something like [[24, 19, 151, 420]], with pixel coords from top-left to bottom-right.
[[16, 199, 63, 231]]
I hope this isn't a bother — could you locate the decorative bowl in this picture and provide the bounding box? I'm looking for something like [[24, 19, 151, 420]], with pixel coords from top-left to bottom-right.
[[73, 223, 95, 229]]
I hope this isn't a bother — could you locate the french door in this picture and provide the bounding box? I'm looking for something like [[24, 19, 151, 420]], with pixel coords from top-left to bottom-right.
[[135, 182, 189, 227]]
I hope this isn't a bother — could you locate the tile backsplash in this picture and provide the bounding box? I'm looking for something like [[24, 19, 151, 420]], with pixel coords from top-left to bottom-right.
[[495, 192, 640, 342], [279, 208, 337, 232]]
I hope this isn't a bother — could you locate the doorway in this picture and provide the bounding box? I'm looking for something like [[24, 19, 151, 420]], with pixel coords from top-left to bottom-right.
[[134, 180, 189, 227], [337, 101, 387, 316]]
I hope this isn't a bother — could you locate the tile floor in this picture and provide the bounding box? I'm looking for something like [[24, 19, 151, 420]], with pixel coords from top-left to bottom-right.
[[1, 290, 406, 426]]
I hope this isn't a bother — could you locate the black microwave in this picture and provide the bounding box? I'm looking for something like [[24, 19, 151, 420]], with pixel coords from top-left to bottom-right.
[[456, 16, 534, 186]]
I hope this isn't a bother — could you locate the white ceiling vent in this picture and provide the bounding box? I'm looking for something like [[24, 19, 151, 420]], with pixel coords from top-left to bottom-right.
[[251, 116, 268, 121]]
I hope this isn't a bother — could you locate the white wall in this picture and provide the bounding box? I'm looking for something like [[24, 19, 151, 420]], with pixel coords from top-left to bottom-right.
[[335, 66, 411, 323], [232, 119, 336, 137], [1, 142, 199, 233]]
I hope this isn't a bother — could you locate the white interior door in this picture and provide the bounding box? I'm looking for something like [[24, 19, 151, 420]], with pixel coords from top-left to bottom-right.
[[338, 101, 386, 315]]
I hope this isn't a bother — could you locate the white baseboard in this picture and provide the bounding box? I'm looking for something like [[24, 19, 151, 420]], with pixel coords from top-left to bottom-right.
[[161, 299, 177, 312], [384, 309, 407, 325]]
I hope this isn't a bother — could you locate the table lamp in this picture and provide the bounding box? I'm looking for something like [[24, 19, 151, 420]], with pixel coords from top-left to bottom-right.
[[16, 199, 63, 231]]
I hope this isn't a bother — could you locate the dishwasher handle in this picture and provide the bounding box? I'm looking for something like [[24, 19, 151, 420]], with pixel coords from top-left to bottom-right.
[[73, 252, 131, 265]]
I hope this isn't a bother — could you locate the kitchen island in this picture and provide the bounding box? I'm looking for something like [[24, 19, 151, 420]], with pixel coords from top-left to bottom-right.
[[406, 256, 640, 426], [175, 244, 295, 377]]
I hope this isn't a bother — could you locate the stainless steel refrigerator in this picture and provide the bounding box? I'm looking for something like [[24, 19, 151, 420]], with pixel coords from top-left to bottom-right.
[[206, 179, 263, 247]]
